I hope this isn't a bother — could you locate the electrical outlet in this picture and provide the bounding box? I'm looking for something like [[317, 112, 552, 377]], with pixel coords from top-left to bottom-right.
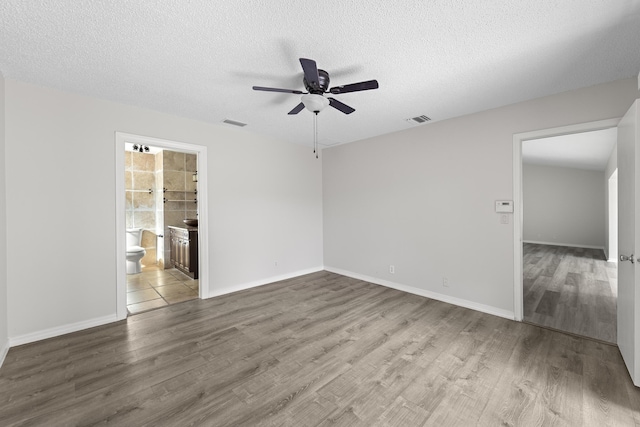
[[442, 277, 449, 287], [389, 265, 395, 274], [500, 214, 509, 224]]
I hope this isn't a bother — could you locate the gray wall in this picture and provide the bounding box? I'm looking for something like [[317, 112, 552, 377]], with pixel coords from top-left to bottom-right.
[[523, 164, 605, 249], [0, 72, 7, 364], [1, 76, 638, 350], [4, 79, 323, 341], [323, 78, 638, 317]]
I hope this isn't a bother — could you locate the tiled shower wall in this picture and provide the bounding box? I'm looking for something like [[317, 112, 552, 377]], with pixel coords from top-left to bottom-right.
[[125, 151, 157, 267], [161, 150, 198, 268], [125, 149, 196, 270]]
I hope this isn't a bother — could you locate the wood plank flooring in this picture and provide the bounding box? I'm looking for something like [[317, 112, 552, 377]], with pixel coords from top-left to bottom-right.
[[523, 243, 617, 343], [1, 271, 638, 426]]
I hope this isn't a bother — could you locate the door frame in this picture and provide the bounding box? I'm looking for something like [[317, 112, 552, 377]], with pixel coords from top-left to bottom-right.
[[512, 118, 620, 321], [115, 132, 210, 320], [608, 169, 619, 262]]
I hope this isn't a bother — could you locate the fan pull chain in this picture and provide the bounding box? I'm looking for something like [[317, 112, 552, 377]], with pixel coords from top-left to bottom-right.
[[314, 112, 318, 159]]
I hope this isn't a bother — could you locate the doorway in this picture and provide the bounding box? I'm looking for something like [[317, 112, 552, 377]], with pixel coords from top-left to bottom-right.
[[115, 133, 209, 320], [124, 145, 200, 314], [513, 119, 620, 342]]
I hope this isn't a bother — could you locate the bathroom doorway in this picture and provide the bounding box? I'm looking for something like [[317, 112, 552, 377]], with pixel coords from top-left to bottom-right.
[[124, 145, 200, 314], [115, 133, 209, 320]]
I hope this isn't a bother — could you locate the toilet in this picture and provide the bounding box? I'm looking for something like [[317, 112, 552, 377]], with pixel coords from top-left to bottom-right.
[[126, 228, 146, 274]]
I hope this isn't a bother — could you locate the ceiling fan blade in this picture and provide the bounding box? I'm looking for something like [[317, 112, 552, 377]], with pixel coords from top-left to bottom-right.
[[299, 58, 320, 88], [329, 80, 379, 94], [288, 102, 305, 115], [253, 86, 305, 94], [328, 97, 355, 115]]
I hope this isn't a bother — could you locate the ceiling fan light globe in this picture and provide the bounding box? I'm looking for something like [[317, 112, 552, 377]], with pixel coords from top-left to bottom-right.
[[302, 94, 329, 113]]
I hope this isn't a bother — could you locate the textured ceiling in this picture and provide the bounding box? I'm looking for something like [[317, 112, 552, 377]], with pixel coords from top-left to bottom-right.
[[523, 128, 617, 171], [1, 1, 639, 148]]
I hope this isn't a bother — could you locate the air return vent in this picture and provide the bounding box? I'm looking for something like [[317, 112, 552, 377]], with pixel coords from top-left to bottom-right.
[[223, 119, 247, 127], [406, 115, 431, 124]]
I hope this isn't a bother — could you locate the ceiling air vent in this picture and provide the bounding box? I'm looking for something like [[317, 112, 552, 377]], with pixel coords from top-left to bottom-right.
[[406, 115, 431, 124], [223, 119, 247, 127]]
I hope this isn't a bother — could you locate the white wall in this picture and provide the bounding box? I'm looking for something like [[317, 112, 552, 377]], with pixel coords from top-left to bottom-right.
[[323, 78, 638, 316], [523, 164, 605, 249], [4, 79, 323, 341], [0, 72, 8, 364]]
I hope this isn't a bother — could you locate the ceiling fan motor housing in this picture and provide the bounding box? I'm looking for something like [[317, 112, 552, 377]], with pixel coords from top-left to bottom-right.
[[304, 69, 330, 94]]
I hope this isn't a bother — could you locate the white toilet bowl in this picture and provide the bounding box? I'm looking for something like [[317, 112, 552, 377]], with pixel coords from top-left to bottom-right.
[[126, 228, 147, 274]]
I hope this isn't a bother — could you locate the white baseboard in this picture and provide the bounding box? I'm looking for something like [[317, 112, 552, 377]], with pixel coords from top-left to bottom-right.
[[604, 248, 618, 263], [0, 338, 9, 369], [208, 266, 325, 298], [4, 264, 513, 354], [5, 267, 323, 349], [9, 314, 119, 347], [325, 267, 515, 320], [523, 240, 605, 252]]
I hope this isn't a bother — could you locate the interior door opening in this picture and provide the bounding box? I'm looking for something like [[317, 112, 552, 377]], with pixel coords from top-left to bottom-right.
[[115, 133, 209, 320], [513, 120, 620, 344], [124, 144, 200, 315]]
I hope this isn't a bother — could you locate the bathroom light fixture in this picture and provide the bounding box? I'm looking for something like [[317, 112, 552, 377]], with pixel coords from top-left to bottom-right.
[[132, 144, 150, 153]]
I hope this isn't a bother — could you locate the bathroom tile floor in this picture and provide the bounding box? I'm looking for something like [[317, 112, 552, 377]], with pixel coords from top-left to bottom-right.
[[126, 267, 199, 315]]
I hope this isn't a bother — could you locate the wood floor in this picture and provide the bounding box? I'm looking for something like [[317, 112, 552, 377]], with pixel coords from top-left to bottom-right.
[[1, 271, 639, 426], [523, 243, 617, 344]]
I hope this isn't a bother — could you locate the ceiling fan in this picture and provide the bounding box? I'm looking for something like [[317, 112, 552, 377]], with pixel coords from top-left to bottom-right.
[[252, 58, 379, 115]]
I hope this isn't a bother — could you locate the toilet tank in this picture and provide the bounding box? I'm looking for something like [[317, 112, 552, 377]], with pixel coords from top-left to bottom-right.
[[126, 228, 143, 247]]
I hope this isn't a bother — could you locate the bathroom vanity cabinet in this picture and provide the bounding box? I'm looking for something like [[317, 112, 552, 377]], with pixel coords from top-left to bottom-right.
[[168, 226, 199, 279]]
